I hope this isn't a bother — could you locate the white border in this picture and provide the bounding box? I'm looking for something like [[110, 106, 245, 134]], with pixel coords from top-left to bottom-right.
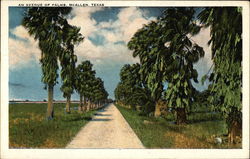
[[1, 1, 249, 159]]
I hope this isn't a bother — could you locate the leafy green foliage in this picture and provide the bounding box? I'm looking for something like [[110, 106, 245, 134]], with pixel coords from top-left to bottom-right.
[[60, 24, 83, 99], [198, 7, 242, 127], [127, 8, 204, 121], [114, 64, 155, 114], [22, 7, 73, 87], [128, 21, 166, 101], [75, 60, 96, 99], [22, 7, 83, 118], [75, 60, 108, 106], [91, 77, 109, 104], [160, 8, 204, 113]]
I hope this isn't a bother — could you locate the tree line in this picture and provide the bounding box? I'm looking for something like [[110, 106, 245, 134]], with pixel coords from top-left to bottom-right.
[[114, 7, 242, 144], [22, 8, 109, 120]]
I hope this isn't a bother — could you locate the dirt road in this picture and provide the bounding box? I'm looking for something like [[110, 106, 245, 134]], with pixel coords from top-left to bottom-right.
[[66, 103, 144, 148]]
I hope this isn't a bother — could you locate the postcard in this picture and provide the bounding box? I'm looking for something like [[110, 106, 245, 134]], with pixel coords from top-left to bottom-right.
[[1, 0, 249, 159]]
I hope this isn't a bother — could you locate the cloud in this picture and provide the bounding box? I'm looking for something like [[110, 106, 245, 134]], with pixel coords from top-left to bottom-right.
[[96, 7, 155, 44], [68, 7, 152, 67], [9, 7, 153, 70], [116, 7, 154, 43], [75, 38, 139, 66], [192, 27, 213, 90], [192, 27, 212, 66], [192, 27, 212, 71], [68, 7, 104, 37], [9, 26, 40, 69]]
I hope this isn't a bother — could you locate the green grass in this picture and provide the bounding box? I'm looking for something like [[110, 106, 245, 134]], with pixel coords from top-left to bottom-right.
[[9, 103, 96, 148], [116, 104, 242, 149], [164, 111, 222, 123]]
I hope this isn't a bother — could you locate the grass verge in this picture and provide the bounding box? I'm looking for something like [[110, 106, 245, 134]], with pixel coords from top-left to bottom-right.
[[9, 103, 96, 148], [116, 104, 241, 149]]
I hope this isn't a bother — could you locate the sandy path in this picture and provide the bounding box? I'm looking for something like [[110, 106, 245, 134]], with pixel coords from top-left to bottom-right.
[[66, 103, 144, 148]]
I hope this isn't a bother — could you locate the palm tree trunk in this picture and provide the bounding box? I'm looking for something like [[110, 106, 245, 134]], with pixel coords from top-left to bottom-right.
[[91, 100, 93, 110], [87, 99, 91, 111], [228, 119, 241, 144], [90, 101, 93, 110], [176, 108, 187, 124], [66, 95, 71, 113], [46, 84, 54, 120], [83, 96, 87, 111], [78, 94, 83, 113], [154, 100, 161, 117]]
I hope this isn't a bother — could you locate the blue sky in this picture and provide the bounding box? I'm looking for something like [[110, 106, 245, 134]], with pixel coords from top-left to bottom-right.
[[9, 7, 212, 101]]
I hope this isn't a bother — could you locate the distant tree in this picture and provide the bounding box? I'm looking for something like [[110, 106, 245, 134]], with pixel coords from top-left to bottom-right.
[[75, 60, 96, 112], [198, 7, 242, 143], [92, 77, 108, 109], [114, 63, 155, 114]]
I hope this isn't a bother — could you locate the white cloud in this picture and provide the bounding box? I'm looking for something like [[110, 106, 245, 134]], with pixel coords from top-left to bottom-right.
[[68, 7, 104, 37], [192, 27, 213, 70], [192, 27, 213, 90], [9, 7, 153, 69], [116, 7, 154, 43], [74, 38, 139, 66], [11, 26, 33, 41], [9, 26, 40, 69], [95, 7, 155, 44], [68, 7, 152, 66]]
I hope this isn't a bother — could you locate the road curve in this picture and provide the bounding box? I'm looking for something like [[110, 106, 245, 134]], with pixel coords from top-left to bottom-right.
[[66, 103, 144, 148]]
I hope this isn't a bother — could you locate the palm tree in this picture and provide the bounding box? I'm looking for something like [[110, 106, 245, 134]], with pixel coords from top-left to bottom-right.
[[114, 82, 128, 106], [128, 8, 204, 123], [92, 77, 108, 109], [60, 24, 83, 113], [198, 7, 242, 143], [115, 63, 155, 113], [75, 60, 96, 112], [128, 20, 168, 116], [22, 7, 73, 120], [160, 8, 204, 124]]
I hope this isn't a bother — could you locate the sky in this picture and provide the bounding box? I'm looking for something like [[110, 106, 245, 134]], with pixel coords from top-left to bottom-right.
[[9, 7, 212, 101]]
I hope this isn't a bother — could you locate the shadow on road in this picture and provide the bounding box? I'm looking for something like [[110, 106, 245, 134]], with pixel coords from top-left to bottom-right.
[[97, 109, 107, 112], [91, 118, 112, 121], [94, 113, 112, 116]]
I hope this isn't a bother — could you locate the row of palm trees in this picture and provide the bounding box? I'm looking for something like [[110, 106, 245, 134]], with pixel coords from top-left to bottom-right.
[[115, 63, 155, 114], [75, 61, 108, 113], [22, 7, 108, 119], [116, 8, 204, 123], [115, 7, 242, 143]]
